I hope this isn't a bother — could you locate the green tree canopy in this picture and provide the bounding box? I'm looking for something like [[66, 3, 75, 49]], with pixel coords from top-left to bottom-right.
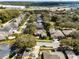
[[15, 34, 36, 48], [26, 23, 37, 34], [60, 38, 79, 52], [0, 9, 20, 23], [70, 31, 79, 39]]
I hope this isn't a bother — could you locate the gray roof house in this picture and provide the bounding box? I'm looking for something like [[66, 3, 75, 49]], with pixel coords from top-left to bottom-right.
[[0, 33, 6, 40], [37, 18, 43, 23], [49, 29, 64, 39], [36, 22, 44, 29], [62, 29, 76, 36], [34, 29, 47, 38], [0, 22, 18, 40], [41, 52, 60, 59], [37, 14, 42, 18], [41, 51, 66, 59]]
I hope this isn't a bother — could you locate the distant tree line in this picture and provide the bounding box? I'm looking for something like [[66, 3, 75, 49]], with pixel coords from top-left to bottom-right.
[[0, 2, 79, 6], [51, 9, 79, 29]]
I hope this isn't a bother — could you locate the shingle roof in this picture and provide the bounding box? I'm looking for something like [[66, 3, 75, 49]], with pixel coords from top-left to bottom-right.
[[49, 29, 64, 38], [36, 23, 44, 29], [62, 29, 76, 36], [43, 52, 60, 59], [37, 18, 43, 23], [34, 29, 47, 37]]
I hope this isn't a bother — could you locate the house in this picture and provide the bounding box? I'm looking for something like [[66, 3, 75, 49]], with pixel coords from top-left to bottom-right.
[[42, 52, 60, 59], [34, 29, 47, 38], [37, 14, 42, 18], [36, 22, 44, 29], [41, 52, 60, 59], [0, 30, 9, 40], [62, 29, 76, 36], [0, 33, 6, 40], [0, 21, 17, 40], [36, 14, 44, 29], [37, 18, 43, 23], [0, 44, 10, 59], [41, 51, 65, 59], [49, 29, 64, 39], [0, 13, 25, 40], [40, 31, 47, 38]]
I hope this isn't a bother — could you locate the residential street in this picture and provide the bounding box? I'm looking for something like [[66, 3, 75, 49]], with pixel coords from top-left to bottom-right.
[[0, 44, 10, 59], [0, 13, 26, 40]]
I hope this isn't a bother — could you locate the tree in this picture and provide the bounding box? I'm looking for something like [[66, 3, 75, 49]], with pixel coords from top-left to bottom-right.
[[26, 23, 36, 34], [28, 15, 36, 23], [9, 34, 36, 59], [51, 14, 58, 22], [43, 14, 50, 22], [70, 31, 79, 39], [0, 20, 2, 25], [0, 9, 20, 23], [15, 34, 36, 48], [71, 15, 79, 22], [43, 22, 51, 32], [60, 38, 72, 46], [60, 38, 79, 53]]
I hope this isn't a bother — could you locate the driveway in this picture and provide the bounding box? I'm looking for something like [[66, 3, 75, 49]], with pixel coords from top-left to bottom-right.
[[37, 42, 52, 47], [32, 46, 40, 58]]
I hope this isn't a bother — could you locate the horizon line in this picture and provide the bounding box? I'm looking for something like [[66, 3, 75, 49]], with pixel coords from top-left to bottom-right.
[[0, 0, 79, 2]]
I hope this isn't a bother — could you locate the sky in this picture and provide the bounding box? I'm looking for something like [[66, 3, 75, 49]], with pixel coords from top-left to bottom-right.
[[0, 0, 79, 2]]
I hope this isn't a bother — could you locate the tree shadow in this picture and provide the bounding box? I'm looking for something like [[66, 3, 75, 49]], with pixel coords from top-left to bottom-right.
[[9, 43, 18, 58], [15, 47, 26, 59], [9, 43, 30, 59]]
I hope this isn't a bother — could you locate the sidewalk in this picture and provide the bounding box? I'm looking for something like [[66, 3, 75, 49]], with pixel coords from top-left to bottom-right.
[[32, 46, 40, 59]]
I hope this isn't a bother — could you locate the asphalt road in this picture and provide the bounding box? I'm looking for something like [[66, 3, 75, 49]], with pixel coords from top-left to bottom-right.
[[0, 44, 10, 59]]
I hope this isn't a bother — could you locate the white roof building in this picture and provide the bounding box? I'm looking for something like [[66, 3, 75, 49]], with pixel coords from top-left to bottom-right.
[[0, 5, 26, 9]]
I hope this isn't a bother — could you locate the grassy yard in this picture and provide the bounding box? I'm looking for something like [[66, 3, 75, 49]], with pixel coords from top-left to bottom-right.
[[0, 39, 15, 45], [36, 39, 52, 43], [40, 46, 54, 52]]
